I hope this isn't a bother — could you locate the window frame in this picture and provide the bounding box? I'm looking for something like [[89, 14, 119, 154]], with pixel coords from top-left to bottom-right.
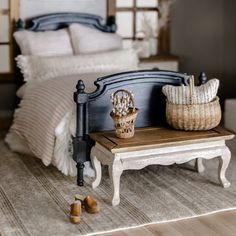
[[108, 0, 171, 56]]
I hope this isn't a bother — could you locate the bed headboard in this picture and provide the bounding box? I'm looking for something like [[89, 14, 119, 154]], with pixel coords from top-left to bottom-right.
[[74, 70, 189, 136], [16, 12, 116, 32]]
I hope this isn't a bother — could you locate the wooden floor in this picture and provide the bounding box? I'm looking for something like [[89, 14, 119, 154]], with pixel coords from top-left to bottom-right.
[[102, 209, 236, 236]]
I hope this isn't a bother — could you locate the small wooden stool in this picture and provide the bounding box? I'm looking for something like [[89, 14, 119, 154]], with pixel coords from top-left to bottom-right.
[[89, 127, 234, 206]]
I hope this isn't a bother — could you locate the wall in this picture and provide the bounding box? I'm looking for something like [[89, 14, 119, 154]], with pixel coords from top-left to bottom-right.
[[0, 82, 15, 118], [222, 0, 236, 99], [171, 0, 236, 100], [171, 0, 223, 79]]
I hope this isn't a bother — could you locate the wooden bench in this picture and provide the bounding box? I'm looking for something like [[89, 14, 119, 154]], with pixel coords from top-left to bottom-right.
[[90, 126, 234, 206]]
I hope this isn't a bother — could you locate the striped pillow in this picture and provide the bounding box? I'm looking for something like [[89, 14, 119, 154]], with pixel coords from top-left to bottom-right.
[[162, 79, 219, 105]]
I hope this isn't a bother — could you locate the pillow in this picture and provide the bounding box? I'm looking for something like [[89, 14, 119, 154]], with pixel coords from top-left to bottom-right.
[[162, 79, 219, 105], [69, 23, 123, 54], [16, 49, 139, 83], [14, 29, 73, 56]]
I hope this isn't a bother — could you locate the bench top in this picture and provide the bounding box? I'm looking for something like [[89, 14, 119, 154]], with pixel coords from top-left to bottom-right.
[[89, 126, 235, 153]]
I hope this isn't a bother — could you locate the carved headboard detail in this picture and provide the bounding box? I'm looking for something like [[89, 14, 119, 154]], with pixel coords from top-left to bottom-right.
[[16, 12, 116, 32]]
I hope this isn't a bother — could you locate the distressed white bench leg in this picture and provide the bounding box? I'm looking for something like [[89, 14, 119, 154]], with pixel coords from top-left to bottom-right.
[[91, 147, 102, 189], [196, 158, 205, 173], [108, 158, 123, 206], [218, 146, 231, 188]]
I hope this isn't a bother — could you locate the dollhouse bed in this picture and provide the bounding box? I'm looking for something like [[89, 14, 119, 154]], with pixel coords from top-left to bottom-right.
[[5, 10, 209, 186]]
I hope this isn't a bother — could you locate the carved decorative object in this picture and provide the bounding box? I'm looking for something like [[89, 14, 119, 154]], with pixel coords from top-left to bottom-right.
[[110, 89, 138, 139]]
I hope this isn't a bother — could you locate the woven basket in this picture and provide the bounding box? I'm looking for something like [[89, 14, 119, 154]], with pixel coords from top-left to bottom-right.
[[110, 89, 138, 139], [166, 77, 221, 131]]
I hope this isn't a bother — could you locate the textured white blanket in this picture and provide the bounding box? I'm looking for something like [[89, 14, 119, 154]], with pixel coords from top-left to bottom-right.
[[5, 73, 108, 176]]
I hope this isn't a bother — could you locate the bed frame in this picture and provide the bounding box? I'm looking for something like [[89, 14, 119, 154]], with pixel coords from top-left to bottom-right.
[[73, 71, 208, 186], [14, 12, 208, 186], [16, 12, 116, 32]]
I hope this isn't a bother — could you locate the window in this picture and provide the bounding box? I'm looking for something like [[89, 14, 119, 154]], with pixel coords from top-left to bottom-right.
[[0, 0, 19, 81], [108, 0, 171, 56], [113, 0, 159, 52]]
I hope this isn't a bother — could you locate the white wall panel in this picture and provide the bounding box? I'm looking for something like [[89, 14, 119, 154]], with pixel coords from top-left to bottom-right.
[[19, 0, 107, 20]]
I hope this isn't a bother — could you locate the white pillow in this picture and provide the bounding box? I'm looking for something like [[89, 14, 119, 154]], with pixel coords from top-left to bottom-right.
[[69, 23, 123, 54], [14, 29, 73, 56], [162, 79, 219, 105], [16, 49, 139, 83]]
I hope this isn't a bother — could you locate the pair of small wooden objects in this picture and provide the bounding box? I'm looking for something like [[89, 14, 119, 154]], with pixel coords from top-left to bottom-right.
[[70, 195, 100, 224]]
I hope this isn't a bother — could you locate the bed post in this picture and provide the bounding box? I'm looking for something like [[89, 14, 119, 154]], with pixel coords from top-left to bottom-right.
[[73, 80, 88, 186], [198, 72, 207, 85]]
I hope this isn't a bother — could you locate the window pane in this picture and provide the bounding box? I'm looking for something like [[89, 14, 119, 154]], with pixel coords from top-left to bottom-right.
[[0, 15, 9, 42], [116, 0, 133, 8], [137, 0, 158, 7], [116, 12, 133, 38], [0, 45, 10, 72], [136, 11, 158, 38], [0, 0, 9, 9]]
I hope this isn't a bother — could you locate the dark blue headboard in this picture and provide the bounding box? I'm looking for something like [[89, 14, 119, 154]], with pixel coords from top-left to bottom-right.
[[16, 12, 116, 32]]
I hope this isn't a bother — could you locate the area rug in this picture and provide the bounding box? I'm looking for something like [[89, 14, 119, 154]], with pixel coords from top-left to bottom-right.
[[1, 139, 236, 236]]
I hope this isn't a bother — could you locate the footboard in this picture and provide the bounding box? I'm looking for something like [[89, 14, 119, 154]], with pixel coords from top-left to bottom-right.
[[73, 70, 207, 186]]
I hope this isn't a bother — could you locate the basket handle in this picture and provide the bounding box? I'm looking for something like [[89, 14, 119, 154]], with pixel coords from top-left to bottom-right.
[[188, 75, 197, 105], [113, 89, 135, 112]]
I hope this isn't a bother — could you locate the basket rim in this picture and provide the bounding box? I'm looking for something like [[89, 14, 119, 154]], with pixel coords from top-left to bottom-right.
[[110, 107, 139, 118], [166, 96, 220, 106]]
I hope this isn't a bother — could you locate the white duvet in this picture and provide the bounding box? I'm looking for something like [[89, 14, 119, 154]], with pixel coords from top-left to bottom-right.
[[5, 73, 113, 177]]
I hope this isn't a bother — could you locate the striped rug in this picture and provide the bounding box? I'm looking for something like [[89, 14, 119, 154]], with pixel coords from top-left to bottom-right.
[[0, 139, 236, 236]]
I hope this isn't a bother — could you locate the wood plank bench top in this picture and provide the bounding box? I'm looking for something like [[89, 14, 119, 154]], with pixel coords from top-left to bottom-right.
[[89, 126, 234, 153]]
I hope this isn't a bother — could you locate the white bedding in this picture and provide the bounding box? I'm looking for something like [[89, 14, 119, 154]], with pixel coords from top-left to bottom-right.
[[5, 73, 110, 176], [7, 45, 139, 177]]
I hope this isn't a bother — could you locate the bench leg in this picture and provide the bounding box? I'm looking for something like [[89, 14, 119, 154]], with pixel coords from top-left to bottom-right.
[[91, 149, 102, 189], [195, 158, 205, 173], [109, 161, 123, 206], [218, 146, 231, 188]]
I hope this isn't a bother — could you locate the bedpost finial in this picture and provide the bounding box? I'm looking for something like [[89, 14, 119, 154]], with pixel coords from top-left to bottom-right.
[[198, 72, 207, 85], [16, 19, 25, 31], [76, 80, 85, 93]]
